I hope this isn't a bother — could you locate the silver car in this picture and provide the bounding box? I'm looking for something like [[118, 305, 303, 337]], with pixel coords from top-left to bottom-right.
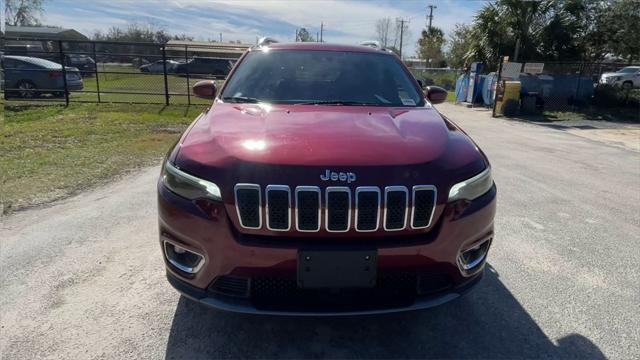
[[139, 59, 180, 73], [599, 66, 640, 89], [2, 55, 83, 98]]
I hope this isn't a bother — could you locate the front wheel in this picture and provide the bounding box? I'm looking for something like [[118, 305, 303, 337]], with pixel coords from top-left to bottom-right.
[[17, 80, 39, 98], [622, 81, 633, 90]]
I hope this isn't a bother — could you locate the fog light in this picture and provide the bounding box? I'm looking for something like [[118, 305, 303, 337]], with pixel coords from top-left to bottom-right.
[[457, 239, 491, 272], [163, 240, 204, 274]]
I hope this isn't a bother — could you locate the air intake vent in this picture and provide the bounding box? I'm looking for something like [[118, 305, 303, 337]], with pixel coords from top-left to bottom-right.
[[411, 186, 437, 229], [209, 276, 250, 298], [384, 186, 408, 231], [295, 186, 321, 232], [326, 187, 351, 232], [266, 185, 291, 231], [356, 187, 380, 232], [234, 184, 261, 229]]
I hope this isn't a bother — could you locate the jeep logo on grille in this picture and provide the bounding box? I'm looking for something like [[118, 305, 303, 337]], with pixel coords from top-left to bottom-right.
[[320, 169, 356, 183]]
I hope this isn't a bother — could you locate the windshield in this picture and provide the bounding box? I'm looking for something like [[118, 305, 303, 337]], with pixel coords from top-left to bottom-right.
[[616, 67, 639, 74], [221, 50, 424, 106]]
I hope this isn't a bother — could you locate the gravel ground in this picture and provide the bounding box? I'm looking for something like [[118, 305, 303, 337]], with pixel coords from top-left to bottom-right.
[[1, 103, 638, 359]]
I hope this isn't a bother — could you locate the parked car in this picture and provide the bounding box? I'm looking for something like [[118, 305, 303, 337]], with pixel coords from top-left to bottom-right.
[[174, 57, 235, 76], [599, 66, 640, 89], [64, 54, 96, 76], [2, 55, 83, 98], [158, 42, 496, 315], [140, 59, 180, 73]]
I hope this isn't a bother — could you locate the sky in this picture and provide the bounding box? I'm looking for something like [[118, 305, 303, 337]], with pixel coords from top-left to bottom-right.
[[38, 0, 486, 57]]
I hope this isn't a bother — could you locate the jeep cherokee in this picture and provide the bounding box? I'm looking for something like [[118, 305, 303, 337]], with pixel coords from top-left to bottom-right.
[[158, 41, 496, 315]]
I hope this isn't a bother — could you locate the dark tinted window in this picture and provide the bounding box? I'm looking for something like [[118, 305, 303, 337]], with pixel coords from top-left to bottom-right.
[[221, 50, 423, 106]]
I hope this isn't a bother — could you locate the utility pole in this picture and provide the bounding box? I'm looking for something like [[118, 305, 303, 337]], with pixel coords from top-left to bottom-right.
[[398, 18, 407, 59], [219, 32, 222, 42], [320, 22, 324, 42], [427, 4, 437, 30]]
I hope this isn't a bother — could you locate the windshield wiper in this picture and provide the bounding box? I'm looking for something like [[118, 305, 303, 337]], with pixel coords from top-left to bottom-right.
[[294, 100, 383, 106], [222, 96, 260, 103]]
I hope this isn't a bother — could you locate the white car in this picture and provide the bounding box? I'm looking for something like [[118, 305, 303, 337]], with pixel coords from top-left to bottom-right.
[[139, 60, 180, 74], [599, 66, 640, 89]]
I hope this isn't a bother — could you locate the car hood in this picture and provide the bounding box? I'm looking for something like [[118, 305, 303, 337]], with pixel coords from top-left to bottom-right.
[[175, 102, 484, 172]]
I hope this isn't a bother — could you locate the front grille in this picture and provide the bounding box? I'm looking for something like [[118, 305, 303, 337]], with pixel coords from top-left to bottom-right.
[[235, 184, 437, 232], [250, 272, 417, 312]]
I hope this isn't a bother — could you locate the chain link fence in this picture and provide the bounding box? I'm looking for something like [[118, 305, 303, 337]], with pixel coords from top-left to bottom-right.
[[2, 38, 245, 105], [494, 59, 639, 121]]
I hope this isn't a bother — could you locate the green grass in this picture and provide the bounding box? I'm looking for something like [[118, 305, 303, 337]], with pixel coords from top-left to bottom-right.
[[70, 64, 216, 105], [0, 103, 205, 213]]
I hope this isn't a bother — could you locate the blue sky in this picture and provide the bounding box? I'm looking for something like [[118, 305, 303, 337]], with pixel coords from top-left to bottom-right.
[[39, 0, 486, 56]]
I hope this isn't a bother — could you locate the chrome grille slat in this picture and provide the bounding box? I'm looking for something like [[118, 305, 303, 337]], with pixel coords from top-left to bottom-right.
[[325, 187, 351, 232], [355, 187, 381, 232], [295, 186, 321, 232], [266, 185, 291, 231], [234, 184, 262, 229], [383, 186, 409, 231], [411, 185, 437, 229]]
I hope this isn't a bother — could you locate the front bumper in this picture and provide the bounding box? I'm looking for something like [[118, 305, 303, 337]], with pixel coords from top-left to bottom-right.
[[158, 181, 496, 315], [167, 268, 484, 316]]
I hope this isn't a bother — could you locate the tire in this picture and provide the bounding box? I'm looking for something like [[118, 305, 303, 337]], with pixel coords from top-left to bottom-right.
[[17, 80, 39, 99], [622, 81, 633, 90]]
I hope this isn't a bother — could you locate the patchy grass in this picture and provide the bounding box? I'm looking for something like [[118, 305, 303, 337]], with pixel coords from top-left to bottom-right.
[[71, 64, 216, 105], [446, 91, 457, 103], [0, 103, 205, 213]]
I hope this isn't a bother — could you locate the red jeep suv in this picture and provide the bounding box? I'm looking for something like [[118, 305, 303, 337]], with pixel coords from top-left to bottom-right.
[[157, 41, 496, 315]]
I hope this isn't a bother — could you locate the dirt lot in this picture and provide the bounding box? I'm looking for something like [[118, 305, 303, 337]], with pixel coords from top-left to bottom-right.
[[1, 103, 638, 359]]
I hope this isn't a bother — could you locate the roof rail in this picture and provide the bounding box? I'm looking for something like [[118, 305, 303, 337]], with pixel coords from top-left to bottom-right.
[[360, 40, 381, 49], [257, 37, 278, 47]]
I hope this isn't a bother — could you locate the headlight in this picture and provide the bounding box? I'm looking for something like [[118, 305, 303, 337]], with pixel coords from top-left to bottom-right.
[[448, 167, 493, 202], [162, 160, 222, 201]]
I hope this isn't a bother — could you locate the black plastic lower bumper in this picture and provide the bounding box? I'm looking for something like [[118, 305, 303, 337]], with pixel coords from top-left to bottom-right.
[[167, 269, 484, 316]]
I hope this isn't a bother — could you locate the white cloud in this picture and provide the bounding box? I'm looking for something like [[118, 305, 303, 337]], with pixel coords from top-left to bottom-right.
[[42, 0, 480, 55]]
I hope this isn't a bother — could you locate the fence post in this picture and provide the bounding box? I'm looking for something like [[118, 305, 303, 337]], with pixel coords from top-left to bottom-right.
[[162, 45, 170, 106], [92, 42, 101, 103], [573, 62, 584, 113], [58, 40, 69, 106], [492, 58, 504, 117], [185, 45, 191, 105]]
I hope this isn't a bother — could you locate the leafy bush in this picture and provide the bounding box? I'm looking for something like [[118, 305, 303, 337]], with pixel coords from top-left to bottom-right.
[[594, 84, 640, 108]]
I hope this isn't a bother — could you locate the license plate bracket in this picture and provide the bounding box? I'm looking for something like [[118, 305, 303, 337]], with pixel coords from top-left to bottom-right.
[[297, 249, 377, 288]]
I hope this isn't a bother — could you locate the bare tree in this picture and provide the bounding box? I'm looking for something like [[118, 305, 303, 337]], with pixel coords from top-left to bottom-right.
[[375, 18, 392, 47], [5, 0, 45, 26]]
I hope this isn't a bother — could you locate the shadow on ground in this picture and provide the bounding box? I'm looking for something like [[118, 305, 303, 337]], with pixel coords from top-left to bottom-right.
[[165, 265, 604, 359]]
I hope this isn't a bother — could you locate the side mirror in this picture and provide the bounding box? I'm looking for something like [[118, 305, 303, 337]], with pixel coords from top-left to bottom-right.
[[192, 80, 217, 99], [426, 86, 448, 104]]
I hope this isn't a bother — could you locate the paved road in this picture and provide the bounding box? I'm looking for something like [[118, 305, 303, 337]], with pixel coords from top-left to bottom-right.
[[1, 103, 638, 359]]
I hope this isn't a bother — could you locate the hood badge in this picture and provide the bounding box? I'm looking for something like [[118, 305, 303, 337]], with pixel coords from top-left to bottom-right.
[[320, 169, 356, 183]]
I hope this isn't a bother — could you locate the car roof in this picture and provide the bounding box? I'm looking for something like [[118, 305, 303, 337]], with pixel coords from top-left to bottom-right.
[[255, 42, 395, 55], [621, 66, 639, 70], [3, 55, 62, 69]]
